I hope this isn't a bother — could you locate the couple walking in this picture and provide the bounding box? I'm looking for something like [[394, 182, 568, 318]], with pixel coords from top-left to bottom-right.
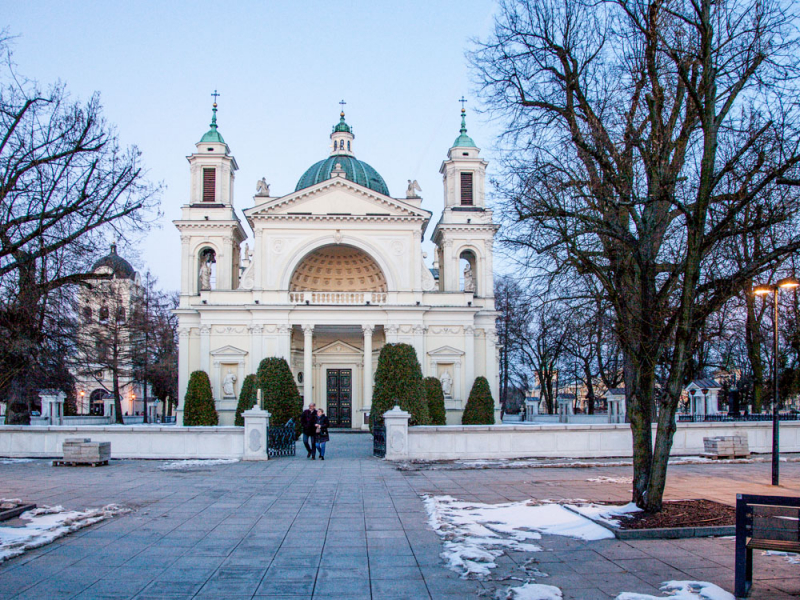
[[300, 403, 330, 460]]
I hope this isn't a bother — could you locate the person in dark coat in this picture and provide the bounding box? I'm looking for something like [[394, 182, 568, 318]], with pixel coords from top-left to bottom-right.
[[301, 403, 317, 459], [315, 408, 330, 460]]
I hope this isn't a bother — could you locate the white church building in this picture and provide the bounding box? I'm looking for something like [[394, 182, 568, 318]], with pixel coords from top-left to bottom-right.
[[174, 102, 499, 428]]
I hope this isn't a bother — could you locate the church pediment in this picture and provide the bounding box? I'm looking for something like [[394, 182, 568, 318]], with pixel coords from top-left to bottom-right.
[[314, 340, 363, 356], [245, 178, 431, 220], [428, 345, 465, 357], [210, 345, 248, 357]]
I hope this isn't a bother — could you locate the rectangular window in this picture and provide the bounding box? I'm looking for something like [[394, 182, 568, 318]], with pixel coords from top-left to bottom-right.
[[460, 172, 473, 205], [202, 168, 216, 202]]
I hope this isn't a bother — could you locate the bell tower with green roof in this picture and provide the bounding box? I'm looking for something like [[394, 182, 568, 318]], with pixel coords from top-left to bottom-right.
[[174, 92, 246, 296]]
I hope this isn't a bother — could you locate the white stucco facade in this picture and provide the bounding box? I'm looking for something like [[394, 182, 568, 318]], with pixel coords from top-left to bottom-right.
[[174, 107, 499, 428]]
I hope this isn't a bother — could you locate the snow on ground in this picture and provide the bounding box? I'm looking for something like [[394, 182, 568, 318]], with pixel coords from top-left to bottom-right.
[[0, 504, 128, 563], [160, 459, 239, 470], [568, 502, 642, 527], [763, 550, 800, 564], [0, 459, 34, 465], [424, 495, 613, 578], [616, 580, 734, 600], [587, 476, 633, 484], [502, 582, 563, 599]]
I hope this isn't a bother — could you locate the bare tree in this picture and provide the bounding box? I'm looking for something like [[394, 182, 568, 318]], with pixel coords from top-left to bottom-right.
[[472, 0, 800, 510], [520, 299, 571, 414], [0, 40, 160, 423]]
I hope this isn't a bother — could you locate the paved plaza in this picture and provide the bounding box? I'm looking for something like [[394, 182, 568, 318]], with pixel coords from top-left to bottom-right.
[[0, 433, 798, 599]]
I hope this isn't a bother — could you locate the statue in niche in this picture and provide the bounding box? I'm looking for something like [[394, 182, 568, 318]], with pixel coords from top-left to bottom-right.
[[440, 371, 453, 397], [199, 258, 213, 291], [406, 179, 422, 198], [256, 178, 270, 196], [222, 371, 237, 398], [463, 262, 475, 292]]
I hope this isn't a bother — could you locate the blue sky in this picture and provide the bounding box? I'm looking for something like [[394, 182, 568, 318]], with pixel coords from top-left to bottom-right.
[[3, 1, 502, 290]]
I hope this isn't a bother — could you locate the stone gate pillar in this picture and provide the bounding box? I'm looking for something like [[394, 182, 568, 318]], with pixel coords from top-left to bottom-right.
[[383, 406, 410, 461], [243, 407, 271, 461]]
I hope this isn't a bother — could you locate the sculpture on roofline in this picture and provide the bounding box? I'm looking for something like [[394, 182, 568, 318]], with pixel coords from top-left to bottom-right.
[[256, 178, 270, 196], [406, 179, 422, 198]]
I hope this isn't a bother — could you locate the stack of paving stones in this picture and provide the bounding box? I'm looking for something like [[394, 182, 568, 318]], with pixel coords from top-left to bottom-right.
[[61, 437, 111, 465], [703, 435, 749, 459]]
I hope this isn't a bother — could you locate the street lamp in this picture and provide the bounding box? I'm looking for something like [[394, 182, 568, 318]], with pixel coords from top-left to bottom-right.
[[753, 276, 799, 485]]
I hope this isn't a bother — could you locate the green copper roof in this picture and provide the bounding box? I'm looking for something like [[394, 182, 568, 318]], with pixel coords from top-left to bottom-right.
[[452, 108, 476, 148], [295, 154, 389, 196], [332, 112, 352, 133], [199, 102, 226, 144]]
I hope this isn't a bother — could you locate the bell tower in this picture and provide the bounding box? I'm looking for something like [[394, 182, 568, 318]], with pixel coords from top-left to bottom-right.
[[174, 92, 246, 297], [432, 102, 496, 296]]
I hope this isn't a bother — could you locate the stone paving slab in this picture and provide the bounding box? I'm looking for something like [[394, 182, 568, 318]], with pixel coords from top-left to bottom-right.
[[0, 433, 798, 599]]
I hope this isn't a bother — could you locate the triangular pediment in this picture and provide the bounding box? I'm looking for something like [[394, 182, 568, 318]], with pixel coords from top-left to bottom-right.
[[427, 345, 465, 357], [210, 345, 248, 357], [314, 340, 363, 355], [245, 178, 431, 220]]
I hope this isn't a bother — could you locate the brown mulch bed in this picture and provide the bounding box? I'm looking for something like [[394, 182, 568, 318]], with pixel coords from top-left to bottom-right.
[[618, 499, 736, 530]]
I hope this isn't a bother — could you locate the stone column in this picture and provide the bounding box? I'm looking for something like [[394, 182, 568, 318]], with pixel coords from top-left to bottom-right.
[[303, 325, 314, 404], [180, 235, 191, 295], [278, 325, 291, 362], [383, 406, 410, 461], [243, 407, 270, 461], [200, 325, 211, 373], [253, 230, 263, 290], [250, 325, 263, 372], [464, 325, 475, 391], [442, 240, 456, 291], [363, 325, 374, 414], [412, 325, 426, 371], [177, 327, 190, 425]]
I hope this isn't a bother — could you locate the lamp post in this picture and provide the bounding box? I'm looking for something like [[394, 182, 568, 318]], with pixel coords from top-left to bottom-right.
[[753, 276, 799, 485]]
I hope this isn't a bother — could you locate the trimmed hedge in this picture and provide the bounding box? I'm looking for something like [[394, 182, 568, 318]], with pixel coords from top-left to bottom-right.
[[183, 370, 218, 426], [462, 376, 495, 425], [424, 376, 447, 425], [371, 343, 428, 428], [256, 357, 302, 438], [233, 373, 257, 426]]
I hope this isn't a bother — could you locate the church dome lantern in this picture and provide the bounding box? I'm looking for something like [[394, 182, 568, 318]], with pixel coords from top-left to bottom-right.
[[92, 243, 136, 280], [295, 106, 390, 196]]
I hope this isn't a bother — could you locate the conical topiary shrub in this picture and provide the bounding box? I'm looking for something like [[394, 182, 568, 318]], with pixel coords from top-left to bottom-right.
[[233, 373, 257, 426], [183, 370, 218, 426], [424, 376, 447, 425], [462, 376, 495, 425], [371, 343, 428, 429], [256, 357, 302, 438]]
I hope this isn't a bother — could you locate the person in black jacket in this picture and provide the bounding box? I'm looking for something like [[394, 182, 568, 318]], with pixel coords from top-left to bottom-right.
[[315, 408, 330, 460], [300, 403, 317, 459]]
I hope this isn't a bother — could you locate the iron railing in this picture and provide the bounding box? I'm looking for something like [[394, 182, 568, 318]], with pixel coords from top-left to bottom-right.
[[268, 422, 297, 457], [677, 413, 799, 423], [373, 425, 386, 458]]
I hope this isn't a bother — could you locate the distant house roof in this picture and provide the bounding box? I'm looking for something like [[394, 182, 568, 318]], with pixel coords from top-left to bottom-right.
[[605, 388, 625, 396], [687, 379, 721, 390]]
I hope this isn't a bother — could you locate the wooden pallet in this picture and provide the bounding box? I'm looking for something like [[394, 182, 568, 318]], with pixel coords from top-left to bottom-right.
[[52, 459, 109, 467], [700, 453, 750, 460]]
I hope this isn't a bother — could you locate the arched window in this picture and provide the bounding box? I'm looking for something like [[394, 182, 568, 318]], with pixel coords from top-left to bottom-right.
[[347, 141, 350, 151], [99, 306, 109, 322], [116, 307, 126, 323], [459, 250, 477, 294], [83, 306, 92, 322], [198, 247, 217, 291]]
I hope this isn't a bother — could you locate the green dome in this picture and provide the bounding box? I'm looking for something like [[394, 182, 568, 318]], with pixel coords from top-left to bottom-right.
[[295, 154, 390, 196], [332, 112, 352, 133], [452, 108, 476, 148], [199, 127, 225, 144]]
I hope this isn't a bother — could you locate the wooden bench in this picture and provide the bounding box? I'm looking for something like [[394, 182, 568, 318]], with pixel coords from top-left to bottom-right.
[[735, 493, 800, 597]]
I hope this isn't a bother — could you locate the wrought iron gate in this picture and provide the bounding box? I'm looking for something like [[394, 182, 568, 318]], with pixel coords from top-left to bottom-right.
[[268, 421, 297, 457], [373, 424, 386, 458]]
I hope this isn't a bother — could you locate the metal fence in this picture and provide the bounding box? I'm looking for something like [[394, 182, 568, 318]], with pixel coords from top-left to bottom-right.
[[373, 425, 386, 458], [677, 413, 800, 423], [268, 422, 297, 457]]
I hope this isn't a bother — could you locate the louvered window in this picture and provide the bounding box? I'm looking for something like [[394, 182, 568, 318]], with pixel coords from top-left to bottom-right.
[[460, 172, 473, 205], [202, 168, 216, 202]]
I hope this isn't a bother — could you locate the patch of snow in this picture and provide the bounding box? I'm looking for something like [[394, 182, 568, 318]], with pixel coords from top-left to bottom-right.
[[587, 476, 633, 484], [160, 459, 239, 470], [763, 550, 800, 564], [502, 582, 563, 600], [0, 459, 34, 465], [616, 580, 734, 600], [568, 502, 642, 528], [424, 495, 613, 579], [0, 504, 128, 563]]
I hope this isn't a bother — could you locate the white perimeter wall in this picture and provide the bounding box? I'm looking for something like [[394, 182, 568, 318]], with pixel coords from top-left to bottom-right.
[[0, 426, 243, 459], [403, 422, 800, 461]]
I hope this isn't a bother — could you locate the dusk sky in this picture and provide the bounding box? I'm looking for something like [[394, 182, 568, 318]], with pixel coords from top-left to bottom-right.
[[3, 1, 503, 290]]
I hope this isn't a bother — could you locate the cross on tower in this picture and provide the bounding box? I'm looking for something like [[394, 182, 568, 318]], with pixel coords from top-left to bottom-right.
[[339, 99, 347, 112], [459, 96, 468, 111], [211, 90, 221, 105]]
